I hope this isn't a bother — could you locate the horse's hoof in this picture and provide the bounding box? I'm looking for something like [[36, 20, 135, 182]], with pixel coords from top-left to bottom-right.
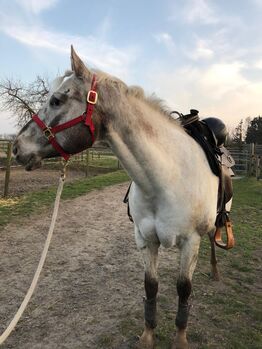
[[172, 331, 189, 349], [171, 341, 189, 349], [131, 327, 155, 349]]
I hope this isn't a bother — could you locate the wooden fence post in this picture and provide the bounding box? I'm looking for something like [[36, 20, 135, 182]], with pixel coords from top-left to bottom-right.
[[85, 149, 89, 177], [256, 156, 261, 181], [4, 141, 12, 197], [248, 155, 255, 177]]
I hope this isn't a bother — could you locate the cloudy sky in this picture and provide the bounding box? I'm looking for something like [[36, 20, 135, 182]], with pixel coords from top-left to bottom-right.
[[0, 0, 261, 133]]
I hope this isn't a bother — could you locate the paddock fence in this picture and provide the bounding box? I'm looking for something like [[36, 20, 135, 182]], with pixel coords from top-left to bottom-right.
[[227, 144, 261, 179], [0, 141, 121, 197], [1, 140, 261, 197]]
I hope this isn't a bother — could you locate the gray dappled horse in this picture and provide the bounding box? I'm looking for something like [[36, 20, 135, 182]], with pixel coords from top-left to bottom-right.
[[14, 47, 227, 349]]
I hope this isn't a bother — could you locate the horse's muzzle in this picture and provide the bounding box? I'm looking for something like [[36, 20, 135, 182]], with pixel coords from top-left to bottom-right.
[[15, 152, 42, 171]]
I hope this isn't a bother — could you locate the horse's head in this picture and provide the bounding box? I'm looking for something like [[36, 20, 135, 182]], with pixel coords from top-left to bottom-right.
[[13, 47, 105, 170]]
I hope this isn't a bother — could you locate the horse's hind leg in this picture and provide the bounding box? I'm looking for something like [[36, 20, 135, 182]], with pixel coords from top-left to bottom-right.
[[173, 233, 201, 349], [208, 230, 220, 281], [137, 242, 159, 349]]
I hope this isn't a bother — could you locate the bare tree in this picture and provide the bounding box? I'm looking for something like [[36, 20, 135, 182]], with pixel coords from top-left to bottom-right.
[[0, 75, 50, 127]]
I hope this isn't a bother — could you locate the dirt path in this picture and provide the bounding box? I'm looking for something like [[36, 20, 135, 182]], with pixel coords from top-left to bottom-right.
[[0, 167, 114, 197], [0, 167, 83, 196], [0, 183, 179, 349], [1, 182, 260, 349]]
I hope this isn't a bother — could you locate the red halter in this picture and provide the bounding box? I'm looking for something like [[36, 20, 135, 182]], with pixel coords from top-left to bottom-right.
[[32, 74, 98, 161]]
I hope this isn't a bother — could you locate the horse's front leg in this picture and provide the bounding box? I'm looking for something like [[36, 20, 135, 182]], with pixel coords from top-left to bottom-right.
[[173, 233, 201, 349], [137, 242, 159, 349]]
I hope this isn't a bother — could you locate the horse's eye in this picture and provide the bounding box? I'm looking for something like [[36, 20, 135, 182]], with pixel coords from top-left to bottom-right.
[[50, 96, 60, 107], [50, 93, 68, 107]]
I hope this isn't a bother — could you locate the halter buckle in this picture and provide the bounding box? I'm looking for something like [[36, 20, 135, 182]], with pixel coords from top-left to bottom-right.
[[87, 90, 98, 105], [43, 127, 54, 140]]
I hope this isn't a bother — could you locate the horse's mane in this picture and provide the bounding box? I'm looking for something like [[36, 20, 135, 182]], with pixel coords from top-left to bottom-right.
[[53, 69, 175, 121], [95, 70, 172, 118]]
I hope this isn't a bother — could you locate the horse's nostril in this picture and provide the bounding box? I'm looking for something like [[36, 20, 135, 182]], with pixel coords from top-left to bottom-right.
[[13, 140, 18, 155]]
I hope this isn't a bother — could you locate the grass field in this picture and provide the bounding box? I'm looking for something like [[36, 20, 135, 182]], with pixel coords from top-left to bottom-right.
[[0, 170, 129, 227], [186, 178, 262, 349], [0, 175, 261, 348], [109, 178, 261, 349]]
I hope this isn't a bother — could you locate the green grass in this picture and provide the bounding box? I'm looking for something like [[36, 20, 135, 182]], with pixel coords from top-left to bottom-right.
[[88, 155, 119, 168], [0, 170, 129, 228], [190, 178, 262, 349], [43, 154, 120, 171], [113, 177, 261, 349], [1, 175, 261, 348]]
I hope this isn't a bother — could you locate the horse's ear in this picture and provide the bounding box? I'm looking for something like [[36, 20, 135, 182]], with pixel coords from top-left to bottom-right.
[[70, 45, 91, 78]]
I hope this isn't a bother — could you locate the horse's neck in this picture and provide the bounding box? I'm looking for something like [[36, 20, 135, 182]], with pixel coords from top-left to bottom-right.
[[105, 98, 192, 193]]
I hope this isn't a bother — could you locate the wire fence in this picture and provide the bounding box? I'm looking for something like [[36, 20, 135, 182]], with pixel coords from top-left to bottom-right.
[[0, 140, 261, 197], [0, 140, 121, 197]]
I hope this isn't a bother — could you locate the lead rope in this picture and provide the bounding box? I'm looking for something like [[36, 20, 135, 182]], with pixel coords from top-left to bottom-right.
[[0, 160, 68, 346]]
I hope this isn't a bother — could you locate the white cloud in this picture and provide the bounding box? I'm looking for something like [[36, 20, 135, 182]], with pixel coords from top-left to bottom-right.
[[182, 0, 219, 24], [255, 59, 262, 69], [155, 32, 176, 53], [97, 15, 113, 41], [200, 62, 247, 98], [0, 15, 137, 80], [145, 60, 260, 128], [16, 0, 59, 14], [190, 38, 214, 60]]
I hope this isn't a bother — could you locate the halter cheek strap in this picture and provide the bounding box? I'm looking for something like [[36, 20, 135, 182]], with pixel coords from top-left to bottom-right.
[[32, 74, 98, 161]]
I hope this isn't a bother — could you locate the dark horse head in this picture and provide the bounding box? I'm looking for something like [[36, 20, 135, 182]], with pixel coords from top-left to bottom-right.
[[13, 46, 113, 170]]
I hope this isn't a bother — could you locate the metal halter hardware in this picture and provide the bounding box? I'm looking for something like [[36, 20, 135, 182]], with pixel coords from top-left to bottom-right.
[[32, 74, 98, 160], [87, 90, 98, 104], [43, 127, 54, 140]]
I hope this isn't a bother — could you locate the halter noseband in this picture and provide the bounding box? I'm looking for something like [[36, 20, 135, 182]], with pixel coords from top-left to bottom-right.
[[32, 74, 98, 161]]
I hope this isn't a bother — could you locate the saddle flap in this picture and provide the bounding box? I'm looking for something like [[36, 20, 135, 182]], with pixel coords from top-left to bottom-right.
[[220, 146, 235, 168]]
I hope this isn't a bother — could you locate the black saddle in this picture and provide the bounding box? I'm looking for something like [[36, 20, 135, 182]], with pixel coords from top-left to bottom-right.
[[172, 109, 234, 176], [172, 109, 235, 229]]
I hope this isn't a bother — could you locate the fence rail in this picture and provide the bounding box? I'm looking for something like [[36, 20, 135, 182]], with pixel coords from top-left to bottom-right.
[[227, 144, 261, 178], [1, 140, 261, 197], [0, 142, 121, 197]]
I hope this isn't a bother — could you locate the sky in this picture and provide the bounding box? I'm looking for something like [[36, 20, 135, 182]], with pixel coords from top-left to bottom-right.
[[0, 0, 262, 134]]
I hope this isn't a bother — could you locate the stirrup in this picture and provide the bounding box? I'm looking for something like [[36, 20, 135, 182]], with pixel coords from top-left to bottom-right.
[[214, 216, 235, 250]]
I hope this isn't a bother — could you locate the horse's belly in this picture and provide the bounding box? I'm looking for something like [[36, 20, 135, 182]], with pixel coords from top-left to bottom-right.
[[135, 217, 190, 249], [129, 180, 218, 249]]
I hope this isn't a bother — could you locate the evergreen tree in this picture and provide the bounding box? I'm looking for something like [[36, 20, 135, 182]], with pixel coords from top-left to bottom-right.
[[231, 119, 244, 147], [245, 116, 262, 144]]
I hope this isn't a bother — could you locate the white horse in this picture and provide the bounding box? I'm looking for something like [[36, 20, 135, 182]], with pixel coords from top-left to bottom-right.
[[14, 47, 225, 349]]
